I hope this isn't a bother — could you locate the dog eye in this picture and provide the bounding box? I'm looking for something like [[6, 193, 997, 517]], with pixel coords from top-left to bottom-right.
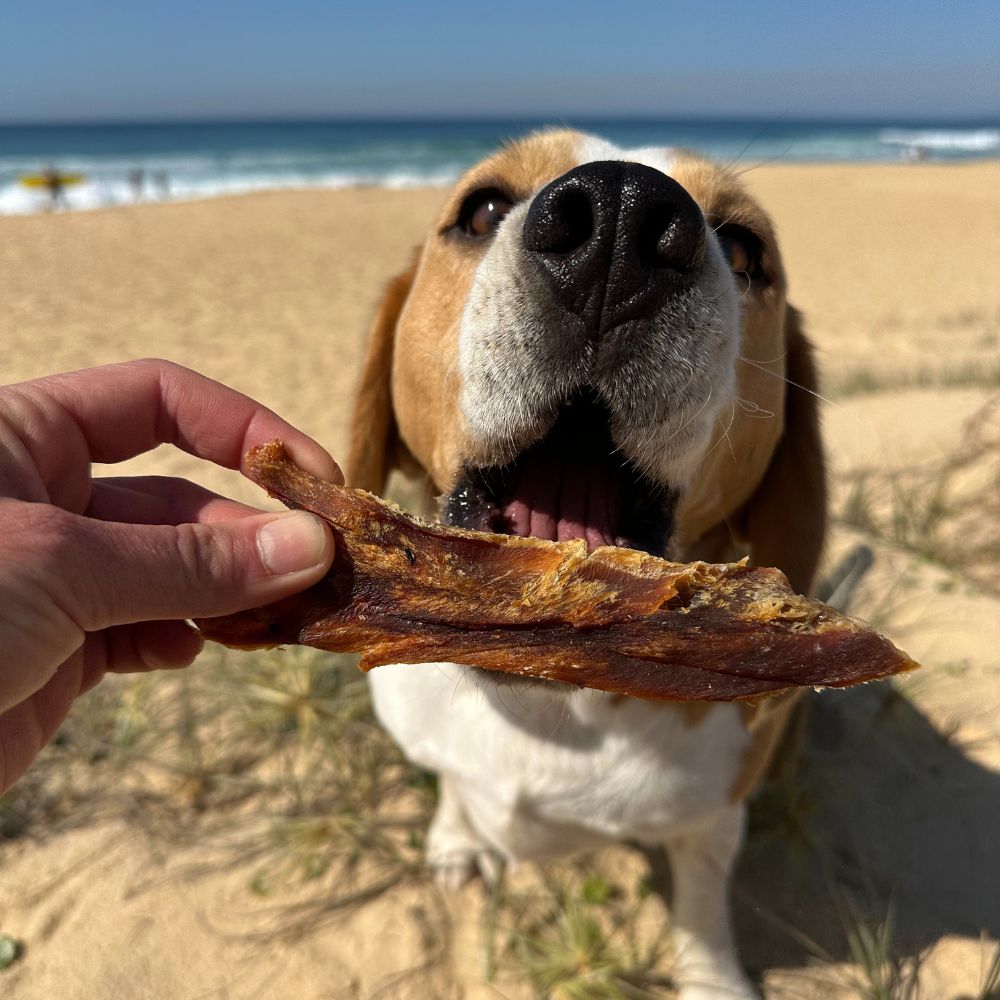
[[459, 189, 514, 237], [715, 224, 762, 279]]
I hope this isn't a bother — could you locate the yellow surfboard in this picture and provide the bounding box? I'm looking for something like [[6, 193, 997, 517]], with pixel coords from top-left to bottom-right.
[[21, 173, 85, 188]]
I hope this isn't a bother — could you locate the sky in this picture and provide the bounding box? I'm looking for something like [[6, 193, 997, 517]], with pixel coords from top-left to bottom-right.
[[1, 1, 997, 123]]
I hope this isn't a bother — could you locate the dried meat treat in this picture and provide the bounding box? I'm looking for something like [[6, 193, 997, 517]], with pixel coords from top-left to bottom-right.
[[195, 441, 917, 702]]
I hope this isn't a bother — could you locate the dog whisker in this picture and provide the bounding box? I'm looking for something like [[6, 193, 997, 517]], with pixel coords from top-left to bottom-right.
[[663, 385, 714, 446], [734, 395, 775, 419], [740, 348, 788, 366], [705, 399, 739, 462], [739, 354, 838, 408], [721, 112, 788, 172], [733, 147, 794, 177], [711, 212, 740, 232]]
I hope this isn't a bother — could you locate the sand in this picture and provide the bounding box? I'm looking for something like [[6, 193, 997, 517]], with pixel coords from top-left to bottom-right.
[[1, 162, 998, 999]]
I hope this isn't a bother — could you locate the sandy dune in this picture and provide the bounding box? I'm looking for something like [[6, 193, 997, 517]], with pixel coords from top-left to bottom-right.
[[1, 162, 998, 999]]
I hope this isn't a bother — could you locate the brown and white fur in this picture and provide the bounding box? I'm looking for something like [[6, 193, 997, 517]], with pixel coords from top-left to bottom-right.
[[347, 130, 826, 1000]]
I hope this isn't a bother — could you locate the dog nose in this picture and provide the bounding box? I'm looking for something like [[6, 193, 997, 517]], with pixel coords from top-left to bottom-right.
[[522, 160, 706, 334]]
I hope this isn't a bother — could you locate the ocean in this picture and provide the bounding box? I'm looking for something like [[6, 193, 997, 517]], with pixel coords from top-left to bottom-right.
[[1, 118, 997, 216]]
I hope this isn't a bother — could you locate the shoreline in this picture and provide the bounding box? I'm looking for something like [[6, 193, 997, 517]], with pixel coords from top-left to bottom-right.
[[3, 156, 998, 218], [0, 177, 456, 218]]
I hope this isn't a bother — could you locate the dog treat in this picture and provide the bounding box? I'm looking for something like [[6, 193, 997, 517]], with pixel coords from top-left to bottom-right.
[[196, 441, 917, 702]]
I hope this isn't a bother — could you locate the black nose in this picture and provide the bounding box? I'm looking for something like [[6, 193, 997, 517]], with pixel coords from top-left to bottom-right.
[[522, 160, 706, 334]]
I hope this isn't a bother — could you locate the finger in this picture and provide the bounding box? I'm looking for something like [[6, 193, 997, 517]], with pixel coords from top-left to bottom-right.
[[35, 504, 335, 630], [0, 618, 205, 793], [0, 656, 83, 794], [87, 476, 260, 526], [98, 620, 205, 675], [1, 359, 342, 507], [0, 635, 114, 792]]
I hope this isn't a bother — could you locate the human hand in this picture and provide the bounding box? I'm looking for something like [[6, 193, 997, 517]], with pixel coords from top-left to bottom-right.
[[0, 359, 340, 793]]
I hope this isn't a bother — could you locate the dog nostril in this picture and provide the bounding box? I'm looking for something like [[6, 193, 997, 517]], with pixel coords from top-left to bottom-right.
[[551, 190, 594, 253], [524, 188, 593, 255], [636, 204, 678, 268], [637, 202, 704, 272]]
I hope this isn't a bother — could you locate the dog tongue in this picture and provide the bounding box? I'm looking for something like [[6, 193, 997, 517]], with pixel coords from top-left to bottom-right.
[[502, 447, 621, 550]]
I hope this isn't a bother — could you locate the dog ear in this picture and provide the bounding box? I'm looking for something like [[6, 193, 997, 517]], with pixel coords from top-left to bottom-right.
[[346, 251, 420, 493], [738, 306, 827, 594]]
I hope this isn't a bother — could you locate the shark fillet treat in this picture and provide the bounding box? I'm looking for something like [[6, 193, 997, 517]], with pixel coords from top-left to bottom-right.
[[195, 442, 917, 702]]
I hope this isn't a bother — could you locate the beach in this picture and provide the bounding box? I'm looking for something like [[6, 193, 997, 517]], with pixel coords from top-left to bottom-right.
[[1, 163, 998, 998]]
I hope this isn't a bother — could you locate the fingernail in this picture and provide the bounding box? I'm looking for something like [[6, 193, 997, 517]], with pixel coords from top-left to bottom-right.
[[257, 511, 330, 576]]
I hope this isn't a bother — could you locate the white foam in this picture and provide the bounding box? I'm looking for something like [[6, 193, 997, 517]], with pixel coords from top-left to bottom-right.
[[2, 124, 996, 217], [0, 167, 461, 216], [878, 128, 1000, 152]]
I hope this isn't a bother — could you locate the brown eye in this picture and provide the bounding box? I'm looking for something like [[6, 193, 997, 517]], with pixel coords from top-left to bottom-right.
[[716, 224, 762, 280], [459, 189, 513, 237], [727, 240, 750, 274]]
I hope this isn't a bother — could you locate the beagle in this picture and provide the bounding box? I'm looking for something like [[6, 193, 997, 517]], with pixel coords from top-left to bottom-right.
[[347, 129, 826, 1000]]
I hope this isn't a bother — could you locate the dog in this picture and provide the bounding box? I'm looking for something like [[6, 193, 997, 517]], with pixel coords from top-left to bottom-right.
[[346, 129, 826, 1000]]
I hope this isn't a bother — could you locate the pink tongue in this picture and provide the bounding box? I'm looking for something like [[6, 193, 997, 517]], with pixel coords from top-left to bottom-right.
[[502, 451, 620, 550]]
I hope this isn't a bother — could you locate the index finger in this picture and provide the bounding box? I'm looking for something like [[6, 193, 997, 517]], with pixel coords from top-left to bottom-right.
[[4, 359, 343, 491]]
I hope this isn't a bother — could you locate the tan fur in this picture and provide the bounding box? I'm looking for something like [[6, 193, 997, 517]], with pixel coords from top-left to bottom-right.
[[735, 308, 827, 594], [729, 692, 803, 802], [353, 141, 812, 538], [366, 130, 585, 493], [349, 132, 827, 813], [347, 253, 420, 493], [720, 310, 827, 801], [670, 155, 789, 550]]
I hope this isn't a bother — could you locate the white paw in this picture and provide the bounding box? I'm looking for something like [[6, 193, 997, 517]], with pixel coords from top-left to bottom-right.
[[430, 847, 503, 891], [676, 975, 758, 1000]]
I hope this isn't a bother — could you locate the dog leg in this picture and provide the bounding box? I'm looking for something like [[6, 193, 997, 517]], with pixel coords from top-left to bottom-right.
[[426, 775, 503, 891], [666, 804, 757, 1000]]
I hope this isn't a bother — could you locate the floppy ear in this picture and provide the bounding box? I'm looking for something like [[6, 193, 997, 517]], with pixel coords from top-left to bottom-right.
[[346, 253, 420, 493], [738, 306, 827, 595]]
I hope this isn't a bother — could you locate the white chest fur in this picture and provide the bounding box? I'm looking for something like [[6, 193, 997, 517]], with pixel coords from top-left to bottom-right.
[[369, 662, 750, 861]]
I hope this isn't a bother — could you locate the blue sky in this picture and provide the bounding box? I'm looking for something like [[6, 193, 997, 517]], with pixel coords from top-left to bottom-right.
[[1, 1, 997, 122]]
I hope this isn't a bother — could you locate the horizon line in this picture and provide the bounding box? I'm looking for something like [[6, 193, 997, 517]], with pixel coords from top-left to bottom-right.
[[2, 111, 998, 129]]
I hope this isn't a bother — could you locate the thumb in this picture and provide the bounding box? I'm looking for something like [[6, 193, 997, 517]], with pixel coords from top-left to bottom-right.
[[46, 508, 334, 630]]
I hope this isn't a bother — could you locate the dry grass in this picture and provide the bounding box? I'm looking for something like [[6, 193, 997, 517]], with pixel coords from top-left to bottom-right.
[[2, 644, 995, 997], [836, 398, 1000, 595], [7, 655, 976, 1000], [826, 360, 1000, 400], [486, 865, 673, 999], [1, 646, 434, 938], [977, 939, 1000, 1000], [3, 397, 999, 998]]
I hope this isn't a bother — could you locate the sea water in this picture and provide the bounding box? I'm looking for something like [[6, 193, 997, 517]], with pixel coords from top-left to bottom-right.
[[1, 117, 997, 215]]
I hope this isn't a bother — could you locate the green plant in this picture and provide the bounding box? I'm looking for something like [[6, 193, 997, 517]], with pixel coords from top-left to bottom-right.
[[976, 937, 1000, 1000], [0, 935, 22, 971], [835, 399, 1000, 595], [485, 864, 673, 999], [836, 896, 922, 1000]]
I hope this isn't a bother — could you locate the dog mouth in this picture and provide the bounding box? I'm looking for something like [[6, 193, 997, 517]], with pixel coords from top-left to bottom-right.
[[443, 393, 678, 555]]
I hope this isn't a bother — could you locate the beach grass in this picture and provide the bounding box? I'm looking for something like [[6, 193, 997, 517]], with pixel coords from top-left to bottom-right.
[[827, 358, 1000, 400], [2, 651, 995, 997], [2, 390, 998, 998], [834, 397, 1000, 594]]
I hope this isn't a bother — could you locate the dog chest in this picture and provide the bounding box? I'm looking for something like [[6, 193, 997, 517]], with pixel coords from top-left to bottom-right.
[[369, 661, 751, 855]]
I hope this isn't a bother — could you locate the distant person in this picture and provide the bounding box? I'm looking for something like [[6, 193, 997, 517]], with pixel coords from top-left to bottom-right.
[[42, 165, 68, 211], [153, 169, 171, 200], [128, 167, 146, 202]]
